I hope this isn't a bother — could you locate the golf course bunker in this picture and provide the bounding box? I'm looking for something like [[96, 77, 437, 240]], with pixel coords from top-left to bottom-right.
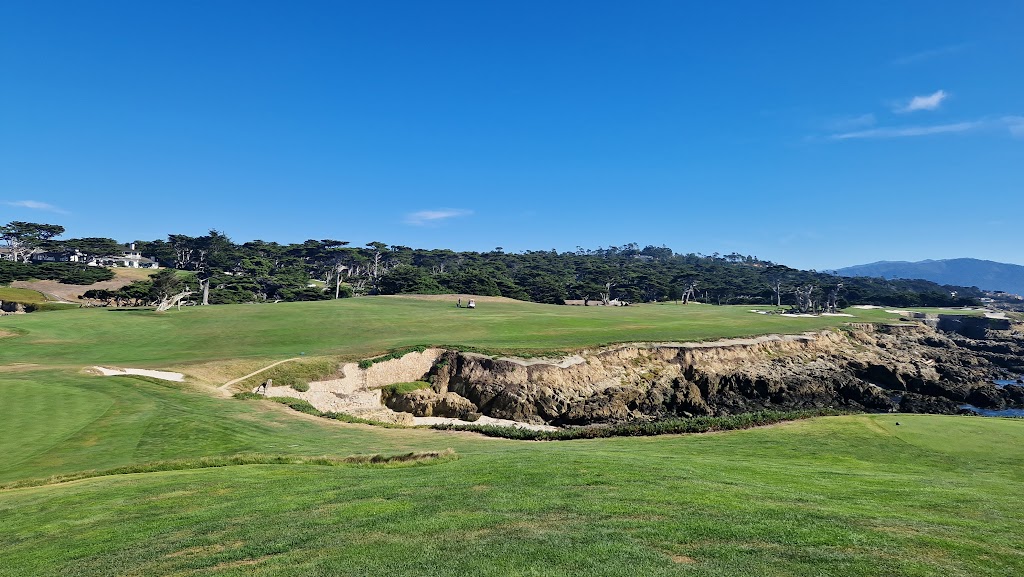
[[261, 348, 445, 425], [93, 366, 185, 382], [260, 348, 562, 430]]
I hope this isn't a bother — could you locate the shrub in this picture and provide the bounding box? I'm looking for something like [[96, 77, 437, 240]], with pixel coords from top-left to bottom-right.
[[291, 380, 310, 392], [427, 409, 852, 441], [25, 302, 81, 312], [269, 396, 322, 416]]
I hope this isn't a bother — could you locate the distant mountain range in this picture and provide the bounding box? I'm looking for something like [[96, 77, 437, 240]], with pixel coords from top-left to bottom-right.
[[835, 258, 1024, 295]]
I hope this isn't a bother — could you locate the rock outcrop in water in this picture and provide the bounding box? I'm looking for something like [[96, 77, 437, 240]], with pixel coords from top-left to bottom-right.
[[387, 322, 1024, 425]]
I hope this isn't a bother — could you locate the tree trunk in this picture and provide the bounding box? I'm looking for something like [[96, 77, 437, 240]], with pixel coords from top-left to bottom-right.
[[156, 291, 193, 312], [200, 278, 210, 306]]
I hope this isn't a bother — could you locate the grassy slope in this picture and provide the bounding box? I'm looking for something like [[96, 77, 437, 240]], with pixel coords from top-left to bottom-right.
[[1, 297, 1022, 576], [0, 297, 899, 368], [0, 286, 48, 304], [1, 398, 1021, 576]]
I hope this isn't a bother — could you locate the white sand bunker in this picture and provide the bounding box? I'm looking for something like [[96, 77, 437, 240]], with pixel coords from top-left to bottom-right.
[[93, 366, 184, 382], [415, 416, 558, 432]]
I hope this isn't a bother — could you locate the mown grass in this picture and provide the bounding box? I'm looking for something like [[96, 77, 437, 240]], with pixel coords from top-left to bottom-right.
[[0, 296, 900, 369], [1, 404, 1023, 576], [2, 297, 1023, 575], [0, 449, 456, 490]]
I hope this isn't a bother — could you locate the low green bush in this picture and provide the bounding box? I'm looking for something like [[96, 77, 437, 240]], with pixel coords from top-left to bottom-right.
[[427, 409, 852, 441], [290, 380, 310, 392], [268, 396, 322, 416], [25, 302, 81, 312]]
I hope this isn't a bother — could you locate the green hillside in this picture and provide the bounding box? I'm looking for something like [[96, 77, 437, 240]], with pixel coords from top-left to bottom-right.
[[1, 297, 1021, 576], [0, 296, 900, 368]]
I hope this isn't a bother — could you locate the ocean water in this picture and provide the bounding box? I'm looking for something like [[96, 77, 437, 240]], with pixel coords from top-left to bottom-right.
[[960, 405, 1024, 417]]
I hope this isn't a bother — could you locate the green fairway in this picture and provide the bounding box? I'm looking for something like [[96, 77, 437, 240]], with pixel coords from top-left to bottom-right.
[[0, 296, 897, 369], [1, 396, 1022, 576], [1, 297, 1022, 576]]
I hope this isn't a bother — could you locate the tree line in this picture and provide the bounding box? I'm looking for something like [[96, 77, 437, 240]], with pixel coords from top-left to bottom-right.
[[2, 220, 982, 309]]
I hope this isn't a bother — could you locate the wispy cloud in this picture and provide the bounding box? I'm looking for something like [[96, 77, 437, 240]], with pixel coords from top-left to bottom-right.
[[896, 90, 948, 113], [831, 121, 981, 140], [404, 208, 472, 226], [891, 44, 968, 66], [1005, 116, 1024, 139], [4, 200, 69, 214], [830, 116, 1024, 140], [826, 113, 876, 132]]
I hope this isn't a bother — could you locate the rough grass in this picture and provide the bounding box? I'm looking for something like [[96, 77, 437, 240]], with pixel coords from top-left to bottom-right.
[[0, 286, 48, 304], [232, 356, 338, 392], [382, 381, 432, 395]]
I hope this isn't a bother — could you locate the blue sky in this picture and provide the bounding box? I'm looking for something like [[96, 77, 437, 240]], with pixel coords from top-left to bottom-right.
[[2, 1, 1022, 269]]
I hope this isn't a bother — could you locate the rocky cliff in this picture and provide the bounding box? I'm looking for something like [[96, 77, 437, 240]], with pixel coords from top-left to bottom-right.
[[386, 322, 1024, 425]]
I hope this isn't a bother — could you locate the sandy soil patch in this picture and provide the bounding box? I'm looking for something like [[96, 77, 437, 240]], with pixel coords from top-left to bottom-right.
[[262, 350, 443, 424], [93, 366, 185, 382]]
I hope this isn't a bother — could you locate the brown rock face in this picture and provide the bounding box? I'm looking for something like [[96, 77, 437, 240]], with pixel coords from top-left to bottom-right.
[[383, 388, 477, 418], [403, 323, 1024, 425]]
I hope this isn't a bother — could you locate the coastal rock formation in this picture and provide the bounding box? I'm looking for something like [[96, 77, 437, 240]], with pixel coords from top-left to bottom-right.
[[382, 388, 477, 418], [393, 322, 1024, 425]]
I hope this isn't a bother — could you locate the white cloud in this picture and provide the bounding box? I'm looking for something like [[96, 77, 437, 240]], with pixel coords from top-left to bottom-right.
[[404, 208, 472, 226], [1005, 116, 1024, 139], [891, 44, 967, 66], [830, 116, 1024, 140], [4, 200, 69, 214], [897, 90, 948, 113], [831, 121, 981, 140]]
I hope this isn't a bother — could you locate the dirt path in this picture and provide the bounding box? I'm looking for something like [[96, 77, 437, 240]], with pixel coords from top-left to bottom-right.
[[220, 358, 302, 390]]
